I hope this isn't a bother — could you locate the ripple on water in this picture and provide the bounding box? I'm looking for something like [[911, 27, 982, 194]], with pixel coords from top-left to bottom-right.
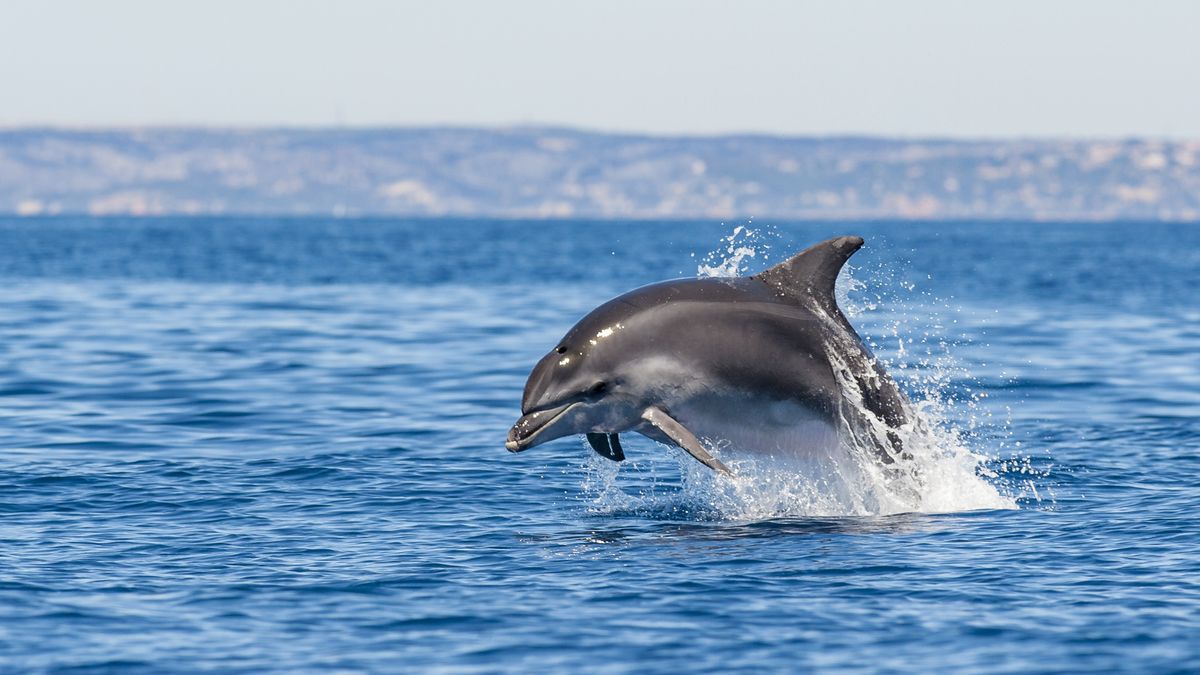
[[0, 218, 1196, 672]]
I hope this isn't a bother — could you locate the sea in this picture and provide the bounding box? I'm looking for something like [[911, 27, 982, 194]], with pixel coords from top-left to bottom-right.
[[0, 217, 1197, 673]]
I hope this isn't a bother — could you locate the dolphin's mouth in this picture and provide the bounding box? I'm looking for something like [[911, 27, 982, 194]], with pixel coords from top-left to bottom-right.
[[505, 402, 580, 452]]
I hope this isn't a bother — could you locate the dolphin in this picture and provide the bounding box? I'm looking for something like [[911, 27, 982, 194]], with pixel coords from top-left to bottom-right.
[[504, 235, 908, 475]]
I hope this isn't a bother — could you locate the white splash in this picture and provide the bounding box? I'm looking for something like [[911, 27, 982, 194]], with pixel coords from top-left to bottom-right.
[[583, 226, 1016, 520], [696, 222, 780, 278]]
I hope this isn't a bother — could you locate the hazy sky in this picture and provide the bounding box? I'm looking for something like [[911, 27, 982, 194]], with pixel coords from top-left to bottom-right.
[[2, 0, 1198, 138]]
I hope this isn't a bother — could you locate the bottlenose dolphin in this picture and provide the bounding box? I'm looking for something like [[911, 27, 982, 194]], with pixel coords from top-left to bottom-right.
[[505, 235, 908, 475]]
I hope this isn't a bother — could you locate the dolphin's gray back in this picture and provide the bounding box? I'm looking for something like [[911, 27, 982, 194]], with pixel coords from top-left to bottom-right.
[[636, 283, 843, 416], [609, 235, 908, 451]]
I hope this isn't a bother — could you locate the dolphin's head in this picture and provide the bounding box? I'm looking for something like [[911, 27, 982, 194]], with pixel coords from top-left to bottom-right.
[[505, 299, 665, 453]]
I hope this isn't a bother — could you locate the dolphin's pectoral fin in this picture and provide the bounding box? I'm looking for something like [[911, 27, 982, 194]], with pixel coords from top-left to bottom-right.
[[640, 407, 733, 476], [586, 433, 625, 462], [608, 433, 624, 459]]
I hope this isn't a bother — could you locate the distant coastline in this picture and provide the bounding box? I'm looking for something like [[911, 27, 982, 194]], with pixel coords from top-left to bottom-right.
[[2, 126, 1197, 221]]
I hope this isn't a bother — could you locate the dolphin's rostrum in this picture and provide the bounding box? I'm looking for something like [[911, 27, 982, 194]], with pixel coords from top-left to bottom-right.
[[505, 235, 908, 475]]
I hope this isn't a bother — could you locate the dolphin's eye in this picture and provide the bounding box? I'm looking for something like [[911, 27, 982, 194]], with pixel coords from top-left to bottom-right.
[[555, 345, 567, 354], [589, 381, 607, 395]]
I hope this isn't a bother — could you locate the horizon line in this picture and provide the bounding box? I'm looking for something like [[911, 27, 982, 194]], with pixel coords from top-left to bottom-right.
[[0, 122, 1196, 145], [4, 212, 1199, 226]]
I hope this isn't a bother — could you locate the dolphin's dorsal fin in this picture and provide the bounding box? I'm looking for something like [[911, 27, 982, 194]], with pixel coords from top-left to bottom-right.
[[752, 235, 864, 312]]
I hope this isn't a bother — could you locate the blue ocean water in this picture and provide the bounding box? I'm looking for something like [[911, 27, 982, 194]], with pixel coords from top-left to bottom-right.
[[0, 217, 1197, 673]]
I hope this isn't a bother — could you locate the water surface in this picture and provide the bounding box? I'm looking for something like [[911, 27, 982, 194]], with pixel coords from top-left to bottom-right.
[[0, 217, 1197, 672]]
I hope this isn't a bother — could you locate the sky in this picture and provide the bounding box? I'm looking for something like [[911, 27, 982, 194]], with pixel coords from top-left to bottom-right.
[[1, 0, 1198, 138]]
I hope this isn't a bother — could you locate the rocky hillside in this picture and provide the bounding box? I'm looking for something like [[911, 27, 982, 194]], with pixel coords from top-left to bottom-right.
[[2, 127, 1198, 220]]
